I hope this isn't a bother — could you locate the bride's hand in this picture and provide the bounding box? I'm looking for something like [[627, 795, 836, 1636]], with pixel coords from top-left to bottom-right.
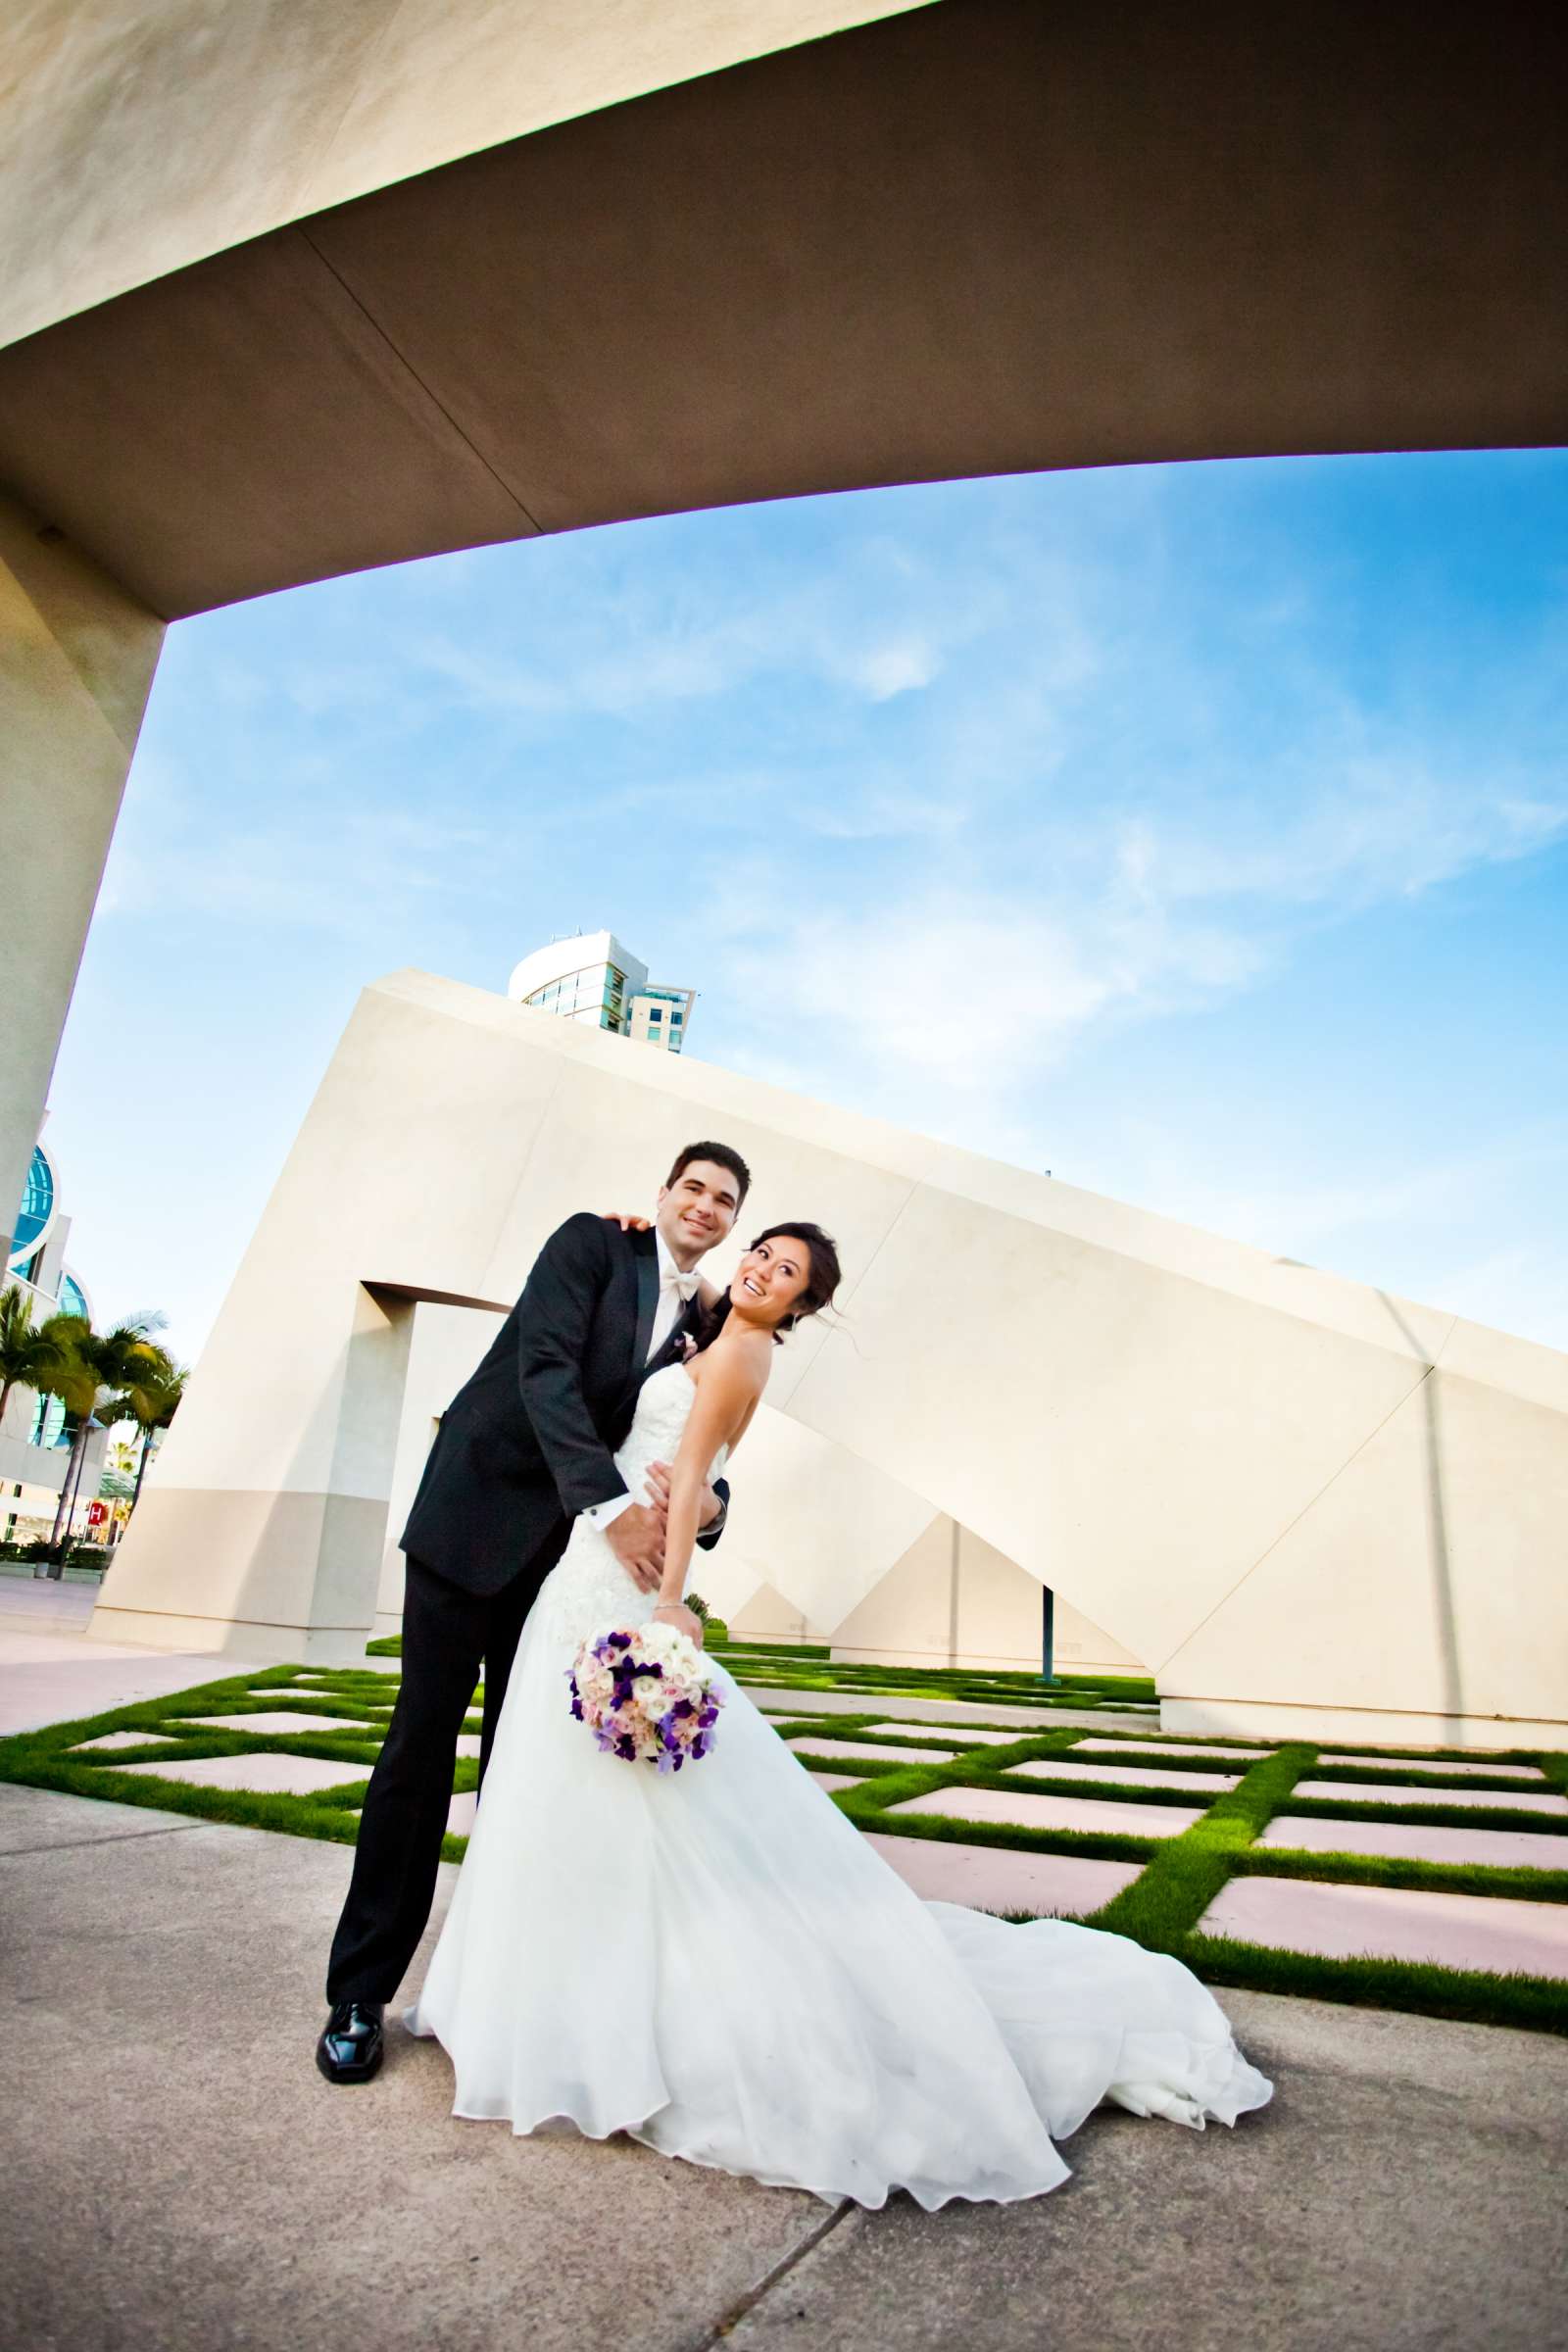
[[603, 1213, 653, 1231], [643, 1459, 722, 1531], [652, 1600, 704, 1647]]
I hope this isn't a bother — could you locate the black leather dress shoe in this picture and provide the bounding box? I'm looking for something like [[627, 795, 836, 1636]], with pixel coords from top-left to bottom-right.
[[316, 1999, 384, 2083]]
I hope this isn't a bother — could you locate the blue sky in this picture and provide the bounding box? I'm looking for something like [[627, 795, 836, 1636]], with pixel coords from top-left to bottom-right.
[[44, 447, 1568, 1365]]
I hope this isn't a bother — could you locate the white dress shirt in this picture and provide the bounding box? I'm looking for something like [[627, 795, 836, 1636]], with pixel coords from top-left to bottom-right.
[[582, 1231, 700, 1531]]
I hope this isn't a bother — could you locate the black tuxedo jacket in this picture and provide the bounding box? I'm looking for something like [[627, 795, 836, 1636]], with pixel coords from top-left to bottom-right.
[[401, 1215, 728, 1597]]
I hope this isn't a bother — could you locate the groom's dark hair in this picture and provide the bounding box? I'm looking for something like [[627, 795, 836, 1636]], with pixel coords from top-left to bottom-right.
[[665, 1140, 752, 1207]]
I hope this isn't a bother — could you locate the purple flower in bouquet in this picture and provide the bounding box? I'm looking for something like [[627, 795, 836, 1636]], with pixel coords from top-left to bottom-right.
[[567, 1618, 723, 1770]]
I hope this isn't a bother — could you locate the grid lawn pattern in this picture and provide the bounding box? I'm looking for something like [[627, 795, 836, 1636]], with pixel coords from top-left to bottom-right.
[[3, 1645, 1563, 2034]]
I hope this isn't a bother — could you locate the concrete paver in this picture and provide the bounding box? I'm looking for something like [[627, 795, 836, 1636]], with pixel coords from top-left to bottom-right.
[[863, 1831, 1140, 1916], [6, 1627, 1560, 2342], [168, 1708, 368, 1736], [1070, 1738, 1272, 1765], [70, 1729, 179, 1752], [863, 1723, 1037, 1746], [726, 1992, 1568, 2352], [785, 1736, 954, 1765], [266, 1683, 385, 1702], [1004, 1758, 1241, 1794], [1291, 1778, 1567, 1814], [889, 1786, 1202, 1838], [4, 1786, 1566, 2352], [1259, 1814, 1568, 1869], [742, 1688, 1157, 1734], [1321, 1751, 1545, 1777], [0, 1781, 201, 1857], [0, 1786, 826, 2352], [1197, 1875, 1568, 1977], [0, 1617, 263, 1737]]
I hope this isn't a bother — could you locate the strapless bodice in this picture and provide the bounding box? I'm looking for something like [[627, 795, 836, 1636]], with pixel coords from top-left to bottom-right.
[[533, 1363, 725, 1643]]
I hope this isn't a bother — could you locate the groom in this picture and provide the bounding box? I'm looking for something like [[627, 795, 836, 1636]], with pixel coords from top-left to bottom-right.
[[317, 1139, 752, 2083]]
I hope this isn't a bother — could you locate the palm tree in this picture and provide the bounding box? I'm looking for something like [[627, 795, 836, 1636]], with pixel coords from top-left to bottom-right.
[[40, 1312, 171, 1566], [0, 1283, 69, 1437], [119, 1359, 187, 1524]]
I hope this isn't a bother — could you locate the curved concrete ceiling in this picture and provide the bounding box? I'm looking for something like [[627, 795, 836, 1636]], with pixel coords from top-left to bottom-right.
[[2, 0, 1564, 619]]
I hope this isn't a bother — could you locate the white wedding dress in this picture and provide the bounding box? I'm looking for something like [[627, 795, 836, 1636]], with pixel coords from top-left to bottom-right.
[[409, 1363, 1272, 2207]]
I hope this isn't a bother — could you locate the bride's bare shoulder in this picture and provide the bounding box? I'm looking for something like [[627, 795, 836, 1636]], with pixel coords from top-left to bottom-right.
[[690, 1326, 770, 1404]]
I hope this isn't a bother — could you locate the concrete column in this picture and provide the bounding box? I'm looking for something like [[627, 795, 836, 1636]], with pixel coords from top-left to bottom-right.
[[0, 492, 165, 1259], [95, 1281, 416, 1666], [371, 1298, 505, 1642]]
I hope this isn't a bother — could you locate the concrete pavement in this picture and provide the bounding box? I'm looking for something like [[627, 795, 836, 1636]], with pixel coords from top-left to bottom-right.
[[0, 1579, 265, 1737], [3, 1782, 1565, 2352]]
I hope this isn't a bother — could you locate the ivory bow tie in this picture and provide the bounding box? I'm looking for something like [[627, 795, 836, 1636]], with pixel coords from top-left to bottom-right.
[[662, 1270, 701, 1303]]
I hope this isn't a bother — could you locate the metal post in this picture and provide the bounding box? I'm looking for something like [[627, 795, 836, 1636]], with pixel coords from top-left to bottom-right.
[[1040, 1583, 1060, 1686]]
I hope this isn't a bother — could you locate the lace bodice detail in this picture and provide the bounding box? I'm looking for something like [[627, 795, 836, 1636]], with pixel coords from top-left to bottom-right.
[[533, 1363, 725, 1646]]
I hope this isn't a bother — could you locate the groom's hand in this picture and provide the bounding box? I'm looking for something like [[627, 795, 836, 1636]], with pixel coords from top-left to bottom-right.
[[643, 1459, 722, 1531], [606, 1503, 664, 1593]]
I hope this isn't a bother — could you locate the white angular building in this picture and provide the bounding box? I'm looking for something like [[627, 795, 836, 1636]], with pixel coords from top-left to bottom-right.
[[90, 970, 1568, 1750]]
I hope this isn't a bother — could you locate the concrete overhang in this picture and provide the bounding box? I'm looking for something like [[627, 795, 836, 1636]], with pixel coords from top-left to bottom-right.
[[1, 0, 1565, 620]]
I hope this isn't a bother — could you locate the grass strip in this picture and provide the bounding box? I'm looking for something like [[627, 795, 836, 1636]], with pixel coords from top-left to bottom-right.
[[0, 1670, 473, 1864], [826, 1740, 1166, 1866], [781, 1726, 1095, 1761], [71, 1728, 384, 1766], [721, 1652, 1156, 1697], [834, 1796, 1165, 1868], [992, 1771, 1228, 1812], [724, 1661, 1155, 1700], [1305, 1764, 1552, 1792], [710, 1640, 832, 1660], [1014, 1731, 1275, 1759], [1184, 1933, 1568, 2036], [160, 1696, 391, 1729], [1088, 1746, 1315, 1951], [367, 1631, 1143, 1721], [10, 1664, 1566, 2030], [1316, 1745, 1548, 1771], [3, 1751, 472, 1870], [1233, 1844, 1568, 1904], [1258, 1793, 1568, 1832], [762, 1708, 1108, 1740]]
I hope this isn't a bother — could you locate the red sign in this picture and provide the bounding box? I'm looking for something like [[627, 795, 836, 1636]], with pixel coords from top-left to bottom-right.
[[86, 1500, 109, 1526]]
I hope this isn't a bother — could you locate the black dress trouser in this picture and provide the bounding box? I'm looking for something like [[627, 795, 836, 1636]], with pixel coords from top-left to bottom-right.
[[324, 1551, 547, 2004]]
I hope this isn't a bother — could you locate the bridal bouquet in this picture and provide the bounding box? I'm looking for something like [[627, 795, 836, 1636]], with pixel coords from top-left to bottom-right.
[[567, 1621, 722, 1772]]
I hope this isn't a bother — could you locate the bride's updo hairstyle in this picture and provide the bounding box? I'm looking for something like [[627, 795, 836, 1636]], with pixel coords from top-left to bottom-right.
[[695, 1222, 842, 1351]]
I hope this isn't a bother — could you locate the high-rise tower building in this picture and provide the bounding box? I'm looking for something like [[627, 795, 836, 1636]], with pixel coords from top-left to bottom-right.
[[507, 931, 695, 1053]]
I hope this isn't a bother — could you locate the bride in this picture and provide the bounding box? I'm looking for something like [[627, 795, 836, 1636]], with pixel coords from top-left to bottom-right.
[[409, 1220, 1272, 2208]]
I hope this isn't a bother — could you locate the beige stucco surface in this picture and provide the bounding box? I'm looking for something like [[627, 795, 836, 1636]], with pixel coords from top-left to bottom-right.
[[92, 972, 1568, 1739], [370, 1304, 1138, 1671], [0, 488, 165, 1261], [824, 1516, 1144, 1677], [4, 2, 1564, 622], [1, 0, 926, 351], [5, 0, 1563, 1267]]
